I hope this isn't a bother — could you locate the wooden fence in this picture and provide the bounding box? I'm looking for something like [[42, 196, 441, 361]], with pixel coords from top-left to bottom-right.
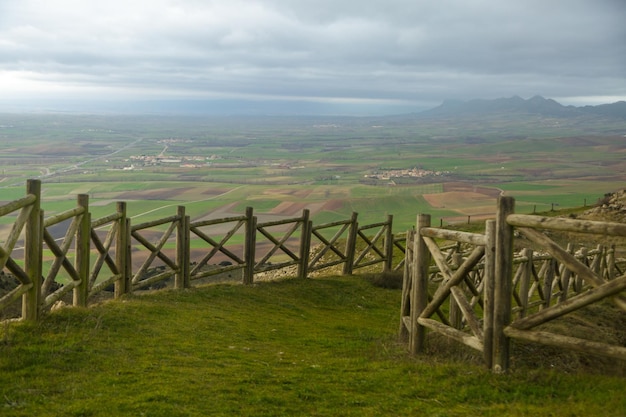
[[400, 196, 626, 372], [0, 180, 400, 322]]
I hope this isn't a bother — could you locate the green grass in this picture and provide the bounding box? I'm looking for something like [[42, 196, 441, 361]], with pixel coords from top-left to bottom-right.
[[1, 276, 623, 416], [233, 198, 283, 212]]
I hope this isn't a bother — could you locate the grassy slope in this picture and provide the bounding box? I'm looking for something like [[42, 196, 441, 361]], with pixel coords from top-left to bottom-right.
[[1, 276, 624, 417]]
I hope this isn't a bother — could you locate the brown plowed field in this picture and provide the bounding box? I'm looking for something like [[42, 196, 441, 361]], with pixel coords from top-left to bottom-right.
[[117, 187, 194, 200], [442, 182, 502, 197], [424, 182, 502, 216], [321, 199, 343, 211], [263, 188, 313, 199]]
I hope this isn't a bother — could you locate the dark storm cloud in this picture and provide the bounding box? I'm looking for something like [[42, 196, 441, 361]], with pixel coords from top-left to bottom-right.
[[0, 0, 624, 113]]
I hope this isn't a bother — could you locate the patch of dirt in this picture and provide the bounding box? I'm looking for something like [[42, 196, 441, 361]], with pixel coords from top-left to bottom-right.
[[423, 191, 492, 209], [270, 202, 308, 216], [425, 183, 503, 213], [423, 182, 504, 221], [262, 188, 313, 199], [322, 199, 343, 211], [442, 182, 503, 198], [117, 188, 193, 200]]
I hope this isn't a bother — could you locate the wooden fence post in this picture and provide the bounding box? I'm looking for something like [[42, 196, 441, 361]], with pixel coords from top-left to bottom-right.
[[410, 214, 431, 354], [298, 209, 311, 279], [125, 217, 132, 293], [343, 212, 358, 275], [559, 243, 574, 302], [607, 244, 615, 280], [483, 219, 496, 369], [542, 258, 556, 309], [493, 196, 515, 373], [184, 215, 190, 284], [23, 179, 42, 321], [114, 202, 128, 298], [175, 206, 189, 289], [449, 252, 463, 329], [384, 214, 393, 272], [243, 207, 255, 285], [574, 247, 587, 293], [399, 228, 415, 340], [74, 194, 90, 307], [519, 248, 533, 318]]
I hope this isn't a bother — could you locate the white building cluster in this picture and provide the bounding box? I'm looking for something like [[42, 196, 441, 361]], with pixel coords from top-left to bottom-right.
[[364, 167, 448, 180]]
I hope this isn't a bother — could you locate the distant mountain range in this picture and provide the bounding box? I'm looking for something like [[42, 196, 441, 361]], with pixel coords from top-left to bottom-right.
[[417, 95, 626, 120], [3, 94, 624, 120]]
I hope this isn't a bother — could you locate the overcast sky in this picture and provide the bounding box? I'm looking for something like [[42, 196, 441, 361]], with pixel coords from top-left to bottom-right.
[[1, 0, 625, 115]]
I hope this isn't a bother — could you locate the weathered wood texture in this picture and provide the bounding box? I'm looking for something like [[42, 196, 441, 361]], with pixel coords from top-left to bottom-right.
[[410, 214, 431, 354], [401, 213, 494, 363], [482, 220, 496, 369], [398, 229, 415, 340], [308, 217, 354, 273], [492, 196, 516, 373], [400, 195, 625, 373], [23, 180, 42, 321]]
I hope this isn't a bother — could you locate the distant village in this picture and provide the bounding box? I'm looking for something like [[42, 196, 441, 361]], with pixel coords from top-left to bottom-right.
[[124, 154, 217, 169], [116, 138, 220, 170], [364, 167, 449, 182]]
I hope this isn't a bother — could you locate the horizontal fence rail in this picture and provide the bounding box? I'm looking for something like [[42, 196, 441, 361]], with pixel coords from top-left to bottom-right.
[[0, 180, 400, 322], [400, 196, 626, 373], [307, 215, 356, 274], [188, 210, 250, 284]]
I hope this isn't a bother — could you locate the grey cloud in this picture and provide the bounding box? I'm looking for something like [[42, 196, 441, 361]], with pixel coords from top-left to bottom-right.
[[0, 0, 624, 113]]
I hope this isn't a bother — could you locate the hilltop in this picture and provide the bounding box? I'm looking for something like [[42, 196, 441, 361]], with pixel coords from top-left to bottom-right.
[[1, 276, 624, 416]]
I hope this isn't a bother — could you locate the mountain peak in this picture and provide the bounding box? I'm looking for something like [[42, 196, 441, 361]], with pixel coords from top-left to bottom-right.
[[420, 96, 626, 120]]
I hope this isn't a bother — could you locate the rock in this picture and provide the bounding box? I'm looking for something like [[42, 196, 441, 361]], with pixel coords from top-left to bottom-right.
[[580, 189, 626, 222]]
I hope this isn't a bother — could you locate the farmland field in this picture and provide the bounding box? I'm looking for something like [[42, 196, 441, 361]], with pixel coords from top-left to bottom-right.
[[1, 112, 625, 235]]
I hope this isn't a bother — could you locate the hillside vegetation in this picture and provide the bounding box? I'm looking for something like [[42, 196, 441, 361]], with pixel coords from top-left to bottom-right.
[[1, 276, 624, 416]]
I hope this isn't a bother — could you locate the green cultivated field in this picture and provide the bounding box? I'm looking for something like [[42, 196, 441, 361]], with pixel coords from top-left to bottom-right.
[[1, 113, 625, 233]]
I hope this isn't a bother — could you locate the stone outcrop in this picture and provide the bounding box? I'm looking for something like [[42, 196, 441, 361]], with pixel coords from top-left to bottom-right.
[[580, 189, 626, 223]]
